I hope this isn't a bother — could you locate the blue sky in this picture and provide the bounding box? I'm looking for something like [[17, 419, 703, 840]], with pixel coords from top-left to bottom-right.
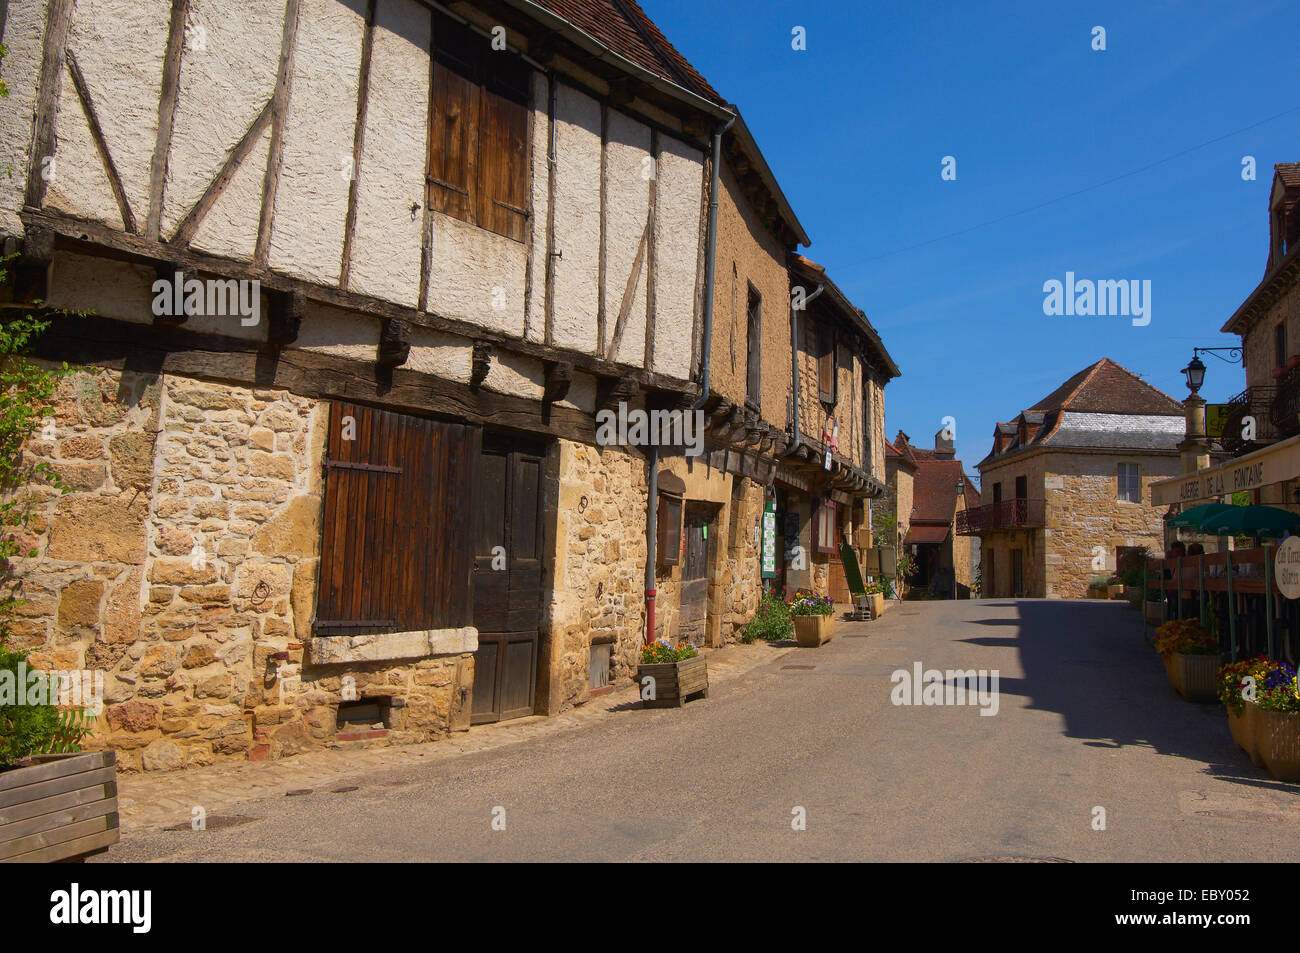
[[643, 0, 1298, 481]]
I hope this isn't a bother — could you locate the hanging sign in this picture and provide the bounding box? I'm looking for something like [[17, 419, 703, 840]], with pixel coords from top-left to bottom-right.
[[761, 501, 777, 578], [1276, 536, 1300, 600]]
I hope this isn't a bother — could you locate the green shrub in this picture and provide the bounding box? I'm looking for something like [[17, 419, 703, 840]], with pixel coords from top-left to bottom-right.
[[0, 645, 60, 768], [742, 593, 793, 643]]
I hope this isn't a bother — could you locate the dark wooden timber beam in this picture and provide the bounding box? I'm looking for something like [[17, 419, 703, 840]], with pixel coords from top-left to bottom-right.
[[543, 360, 572, 404], [470, 341, 493, 391], [22, 208, 696, 395], [0, 227, 55, 307], [596, 374, 638, 413]]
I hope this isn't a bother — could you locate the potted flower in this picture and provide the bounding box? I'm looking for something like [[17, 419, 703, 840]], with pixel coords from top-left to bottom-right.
[[637, 641, 708, 708], [1255, 660, 1300, 782], [1153, 618, 1219, 702], [788, 590, 834, 647], [741, 593, 793, 644], [1087, 574, 1111, 599], [1218, 656, 1268, 767], [862, 582, 886, 620], [0, 645, 116, 862]]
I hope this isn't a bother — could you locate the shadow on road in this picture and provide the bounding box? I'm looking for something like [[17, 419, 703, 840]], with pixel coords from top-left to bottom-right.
[[1004, 600, 1299, 796]]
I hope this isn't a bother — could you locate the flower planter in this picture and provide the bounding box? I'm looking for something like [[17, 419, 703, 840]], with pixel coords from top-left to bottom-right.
[[1255, 708, 1300, 782], [793, 614, 834, 647], [1164, 652, 1219, 702], [1107, 584, 1124, 599], [1227, 701, 1264, 768], [637, 655, 708, 709], [0, 750, 119, 863]]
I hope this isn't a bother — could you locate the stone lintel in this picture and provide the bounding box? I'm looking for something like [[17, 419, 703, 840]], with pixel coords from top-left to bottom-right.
[[310, 627, 478, 664]]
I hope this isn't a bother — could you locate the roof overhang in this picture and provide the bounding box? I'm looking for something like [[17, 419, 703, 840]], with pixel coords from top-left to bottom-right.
[[1221, 241, 1300, 335], [727, 112, 810, 247]]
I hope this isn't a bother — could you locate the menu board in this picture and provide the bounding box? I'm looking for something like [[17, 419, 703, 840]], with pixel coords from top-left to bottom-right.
[[761, 501, 777, 579]]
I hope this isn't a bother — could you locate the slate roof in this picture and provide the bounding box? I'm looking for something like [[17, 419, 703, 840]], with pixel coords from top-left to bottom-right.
[[533, 0, 726, 106]]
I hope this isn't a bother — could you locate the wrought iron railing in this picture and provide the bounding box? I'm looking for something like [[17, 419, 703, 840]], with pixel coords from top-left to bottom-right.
[[1271, 367, 1300, 438], [1220, 385, 1278, 456], [955, 498, 1046, 535]]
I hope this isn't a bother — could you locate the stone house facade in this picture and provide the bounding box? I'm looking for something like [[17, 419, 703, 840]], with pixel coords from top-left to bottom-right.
[[0, 0, 897, 769], [887, 431, 978, 598], [961, 358, 1184, 599]]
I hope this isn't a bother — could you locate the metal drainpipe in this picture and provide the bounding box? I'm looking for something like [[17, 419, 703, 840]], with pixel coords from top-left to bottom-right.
[[786, 282, 824, 457], [645, 445, 658, 645], [693, 114, 736, 409]]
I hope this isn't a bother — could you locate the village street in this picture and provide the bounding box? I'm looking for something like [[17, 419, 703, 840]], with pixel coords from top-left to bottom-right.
[[97, 600, 1300, 863]]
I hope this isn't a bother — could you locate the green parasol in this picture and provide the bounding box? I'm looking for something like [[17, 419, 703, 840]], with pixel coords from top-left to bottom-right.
[[1166, 502, 1233, 529], [1198, 505, 1300, 538]]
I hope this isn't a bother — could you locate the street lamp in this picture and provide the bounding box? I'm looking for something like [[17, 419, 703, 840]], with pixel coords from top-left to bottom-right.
[[1182, 356, 1206, 395]]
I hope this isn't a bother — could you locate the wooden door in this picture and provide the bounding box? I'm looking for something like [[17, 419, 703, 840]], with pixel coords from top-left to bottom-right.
[[679, 504, 714, 644], [471, 433, 546, 723], [315, 403, 477, 637], [1012, 549, 1025, 597]]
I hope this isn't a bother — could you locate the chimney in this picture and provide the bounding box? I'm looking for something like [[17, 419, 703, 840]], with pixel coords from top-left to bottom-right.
[[934, 428, 955, 459]]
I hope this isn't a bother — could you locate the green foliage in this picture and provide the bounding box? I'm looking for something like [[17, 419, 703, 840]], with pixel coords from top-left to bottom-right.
[[1117, 546, 1149, 587], [640, 641, 698, 664], [896, 550, 917, 581], [0, 646, 60, 768], [742, 592, 793, 643], [881, 577, 895, 600]]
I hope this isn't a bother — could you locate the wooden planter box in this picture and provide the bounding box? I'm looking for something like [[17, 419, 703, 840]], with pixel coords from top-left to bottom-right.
[[0, 751, 119, 863], [793, 614, 834, 647], [1256, 708, 1300, 782], [1227, 701, 1264, 768], [1164, 652, 1219, 702], [637, 655, 708, 709]]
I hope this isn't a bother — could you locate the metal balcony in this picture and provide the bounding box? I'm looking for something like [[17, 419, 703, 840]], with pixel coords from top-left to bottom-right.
[[955, 498, 1046, 535], [1220, 385, 1278, 456]]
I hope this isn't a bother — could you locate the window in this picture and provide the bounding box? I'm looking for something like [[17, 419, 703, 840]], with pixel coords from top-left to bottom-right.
[[992, 482, 1002, 504], [428, 13, 530, 242], [1276, 322, 1287, 368], [745, 284, 762, 411], [862, 375, 872, 463], [656, 493, 682, 565], [813, 498, 838, 554], [1014, 475, 1027, 500], [1118, 463, 1141, 503], [817, 324, 835, 404]]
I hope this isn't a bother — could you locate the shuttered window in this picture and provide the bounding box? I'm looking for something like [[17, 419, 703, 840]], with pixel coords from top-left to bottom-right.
[[813, 498, 837, 554], [1118, 463, 1141, 503], [657, 493, 682, 566], [428, 13, 530, 242], [315, 402, 479, 635], [745, 284, 762, 412], [817, 324, 835, 404]]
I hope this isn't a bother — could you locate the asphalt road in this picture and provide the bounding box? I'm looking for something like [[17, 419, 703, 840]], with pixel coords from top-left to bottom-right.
[[102, 599, 1300, 862]]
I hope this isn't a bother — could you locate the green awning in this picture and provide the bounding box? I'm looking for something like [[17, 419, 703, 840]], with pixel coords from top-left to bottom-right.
[[1198, 505, 1300, 538], [1167, 502, 1233, 529]]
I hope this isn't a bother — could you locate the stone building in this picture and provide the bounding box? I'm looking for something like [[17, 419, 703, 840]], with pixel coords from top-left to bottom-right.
[[1153, 162, 1300, 512], [960, 359, 1184, 598], [0, 0, 896, 769], [887, 431, 978, 597]]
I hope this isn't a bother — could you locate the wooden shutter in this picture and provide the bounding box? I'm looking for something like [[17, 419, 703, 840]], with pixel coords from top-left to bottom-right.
[[813, 498, 837, 554], [316, 402, 478, 635], [428, 16, 480, 225], [818, 325, 834, 403], [657, 494, 682, 566], [477, 53, 530, 242], [746, 285, 762, 411]]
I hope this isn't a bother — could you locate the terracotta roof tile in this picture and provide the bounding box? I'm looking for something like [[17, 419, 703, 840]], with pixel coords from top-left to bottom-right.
[[533, 0, 725, 105], [911, 458, 967, 523], [1277, 163, 1300, 189], [1028, 358, 1183, 416]]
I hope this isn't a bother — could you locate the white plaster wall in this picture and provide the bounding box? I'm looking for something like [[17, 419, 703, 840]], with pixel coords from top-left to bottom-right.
[[604, 109, 650, 366], [46, 251, 155, 323], [557, 370, 597, 414], [406, 327, 471, 383], [163, 0, 284, 240], [191, 128, 270, 260], [426, 211, 526, 336], [550, 83, 600, 354], [43, 75, 120, 227], [347, 0, 429, 306], [63, 0, 168, 226], [652, 135, 704, 380], [524, 70, 549, 343], [266, 0, 365, 284], [295, 302, 379, 361], [484, 353, 544, 401], [0, 0, 48, 235]]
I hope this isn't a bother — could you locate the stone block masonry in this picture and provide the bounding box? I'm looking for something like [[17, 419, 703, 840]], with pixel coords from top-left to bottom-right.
[[10, 367, 473, 771]]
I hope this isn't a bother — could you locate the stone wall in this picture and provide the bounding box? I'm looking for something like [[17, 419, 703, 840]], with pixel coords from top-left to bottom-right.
[[10, 366, 475, 771], [545, 440, 648, 712], [1243, 282, 1300, 390]]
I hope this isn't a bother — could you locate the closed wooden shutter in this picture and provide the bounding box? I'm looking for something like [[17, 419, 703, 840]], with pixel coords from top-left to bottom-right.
[[427, 11, 530, 242], [315, 402, 478, 635], [818, 325, 835, 403], [657, 494, 682, 566]]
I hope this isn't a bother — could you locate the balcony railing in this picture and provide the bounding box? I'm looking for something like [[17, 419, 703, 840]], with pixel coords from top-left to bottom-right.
[[1221, 385, 1278, 456], [955, 498, 1046, 535], [1273, 366, 1300, 439]]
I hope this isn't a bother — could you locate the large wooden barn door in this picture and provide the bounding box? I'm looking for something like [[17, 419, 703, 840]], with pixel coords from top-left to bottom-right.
[[315, 403, 478, 637], [471, 433, 546, 723]]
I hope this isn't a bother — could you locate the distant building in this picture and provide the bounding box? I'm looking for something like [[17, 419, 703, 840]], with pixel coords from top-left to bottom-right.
[[960, 358, 1184, 598], [887, 431, 979, 598]]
